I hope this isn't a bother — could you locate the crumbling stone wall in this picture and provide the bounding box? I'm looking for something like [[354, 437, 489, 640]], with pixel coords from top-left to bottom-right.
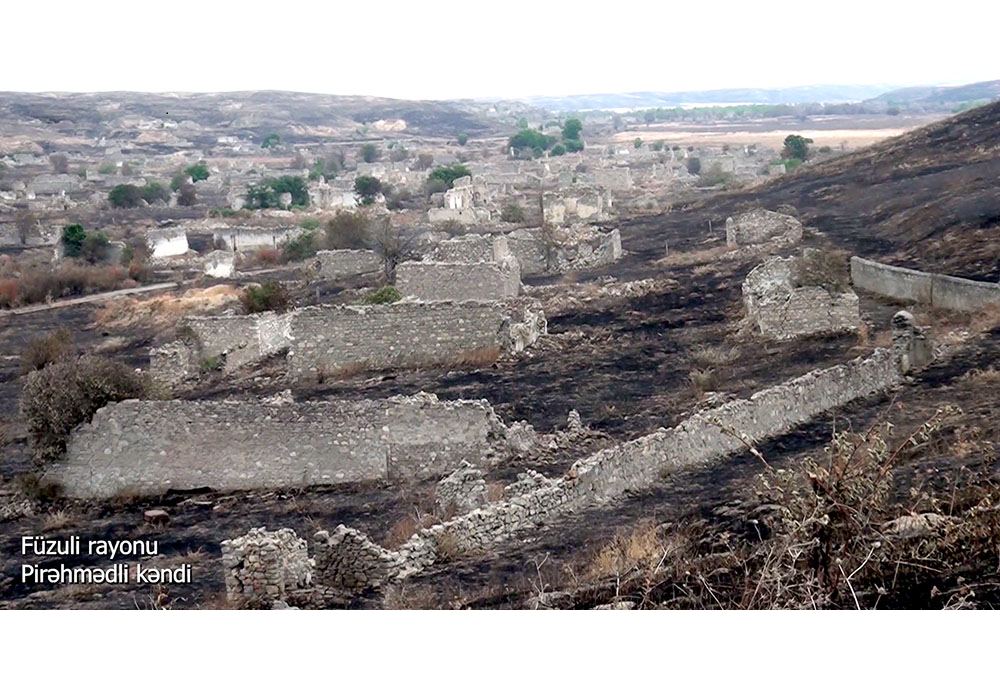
[[505, 226, 622, 275], [44, 393, 517, 498], [177, 312, 292, 373], [287, 300, 544, 380], [222, 528, 312, 608], [743, 255, 859, 340], [147, 227, 190, 258], [312, 249, 382, 279], [850, 256, 1000, 312], [290, 316, 924, 596], [213, 226, 298, 252], [428, 234, 510, 264], [726, 208, 803, 248], [395, 258, 521, 302], [435, 462, 488, 515]]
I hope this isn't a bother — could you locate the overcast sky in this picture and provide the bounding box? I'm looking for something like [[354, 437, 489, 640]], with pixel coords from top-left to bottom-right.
[[6, 1, 997, 100]]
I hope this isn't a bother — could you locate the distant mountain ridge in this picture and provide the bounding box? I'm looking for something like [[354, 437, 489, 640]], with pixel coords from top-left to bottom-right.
[[871, 80, 1000, 104], [510, 85, 900, 111]]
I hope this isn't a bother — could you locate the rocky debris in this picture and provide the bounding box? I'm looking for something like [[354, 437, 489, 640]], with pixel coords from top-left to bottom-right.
[[884, 512, 954, 539], [892, 310, 934, 373], [726, 208, 802, 249], [313, 525, 398, 594], [435, 461, 488, 515], [592, 601, 636, 610], [143, 509, 170, 525]]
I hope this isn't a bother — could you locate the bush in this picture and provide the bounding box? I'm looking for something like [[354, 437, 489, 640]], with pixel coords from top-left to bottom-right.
[[61, 224, 87, 257], [362, 286, 401, 305], [245, 176, 310, 209], [501, 203, 525, 223], [633, 138, 643, 149], [550, 144, 566, 156], [781, 134, 813, 161], [142, 182, 170, 204], [424, 178, 449, 196], [20, 355, 150, 461], [281, 231, 318, 262], [177, 182, 197, 206], [81, 231, 111, 264], [508, 129, 555, 153], [457, 133, 468, 146], [240, 280, 291, 314], [562, 118, 582, 141], [185, 162, 210, 182], [563, 139, 584, 153], [427, 164, 471, 189], [261, 133, 280, 149], [21, 328, 75, 374], [325, 212, 370, 249], [109, 184, 144, 208], [359, 143, 380, 163]]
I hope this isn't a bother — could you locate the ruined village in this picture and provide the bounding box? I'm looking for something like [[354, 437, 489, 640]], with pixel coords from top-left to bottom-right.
[[1, 85, 999, 611]]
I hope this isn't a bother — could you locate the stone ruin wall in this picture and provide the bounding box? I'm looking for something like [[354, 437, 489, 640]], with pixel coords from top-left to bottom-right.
[[427, 234, 510, 264], [312, 249, 382, 280], [504, 227, 622, 275], [43, 393, 516, 499], [395, 259, 521, 303], [150, 301, 546, 386], [743, 255, 859, 340], [147, 227, 190, 258], [222, 528, 313, 608], [287, 300, 545, 380], [213, 226, 299, 252], [726, 209, 803, 248], [227, 314, 929, 604], [850, 256, 1000, 313]]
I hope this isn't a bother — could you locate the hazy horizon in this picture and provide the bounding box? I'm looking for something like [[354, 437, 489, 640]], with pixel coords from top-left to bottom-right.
[[8, 0, 998, 101]]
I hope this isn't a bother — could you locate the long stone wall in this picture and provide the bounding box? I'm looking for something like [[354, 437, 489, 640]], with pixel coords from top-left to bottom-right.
[[395, 259, 521, 302], [312, 249, 382, 280], [851, 256, 1000, 311], [287, 300, 544, 380], [44, 393, 516, 499], [152, 300, 546, 385], [250, 313, 927, 602]]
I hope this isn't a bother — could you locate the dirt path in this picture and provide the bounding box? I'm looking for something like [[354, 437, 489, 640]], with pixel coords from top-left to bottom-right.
[[0, 282, 178, 316]]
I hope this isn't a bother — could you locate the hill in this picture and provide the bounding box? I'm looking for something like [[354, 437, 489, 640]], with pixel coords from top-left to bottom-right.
[[872, 80, 1000, 105], [619, 101, 1000, 281]]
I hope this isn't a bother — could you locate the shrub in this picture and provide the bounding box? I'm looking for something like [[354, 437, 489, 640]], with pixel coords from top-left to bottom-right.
[[240, 280, 290, 313], [261, 133, 280, 148], [501, 203, 525, 223], [177, 182, 197, 206], [563, 139, 584, 153], [246, 176, 309, 209], [427, 164, 471, 189], [550, 144, 566, 156], [424, 178, 449, 196], [97, 163, 116, 175], [49, 154, 69, 173], [507, 129, 555, 153], [0, 279, 18, 308], [359, 143, 380, 163], [21, 327, 75, 374], [562, 118, 582, 142], [456, 133, 468, 146], [81, 231, 111, 264], [362, 286, 401, 305], [185, 162, 210, 182], [414, 153, 434, 170], [61, 224, 87, 257], [325, 212, 370, 249], [142, 182, 170, 204], [634, 138, 643, 148], [255, 248, 281, 265], [388, 146, 409, 163], [20, 355, 150, 461], [109, 184, 144, 208], [281, 232, 318, 262], [686, 157, 701, 175]]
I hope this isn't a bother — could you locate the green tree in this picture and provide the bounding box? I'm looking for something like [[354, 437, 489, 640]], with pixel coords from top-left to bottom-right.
[[564, 139, 584, 153], [354, 175, 383, 204], [562, 118, 582, 141], [261, 133, 281, 149], [142, 182, 169, 204], [457, 132, 469, 146], [61, 224, 87, 257], [782, 134, 814, 161], [185, 162, 210, 182], [108, 184, 144, 208], [508, 129, 556, 153], [359, 143, 380, 163], [427, 164, 471, 189], [633, 137, 643, 149], [550, 144, 566, 156], [267, 176, 309, 207]]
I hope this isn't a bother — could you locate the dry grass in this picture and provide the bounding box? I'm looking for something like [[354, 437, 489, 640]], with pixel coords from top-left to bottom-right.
[[969, 304, 1000, 333], [41, 509, 75, 531], [962, 366, 1000, 384], [690, 344, 739, 368], [453, 347, 502, 368], [20, 327, 75, 373], [585, 521, 665, 581], [654, 244, 728, 269], [92, 284, 241, 328], [384, 512, 437, 548], [688, 368, 718, 396]]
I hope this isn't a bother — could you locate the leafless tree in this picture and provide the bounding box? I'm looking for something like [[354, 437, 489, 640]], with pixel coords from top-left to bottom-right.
[[368, 217, 420, 284], [49, 154, 69, 174]]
